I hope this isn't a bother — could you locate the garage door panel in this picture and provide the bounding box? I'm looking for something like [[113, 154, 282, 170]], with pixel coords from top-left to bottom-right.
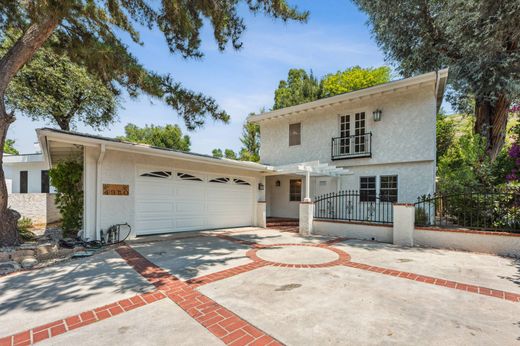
[[135, 172, 253, 235]]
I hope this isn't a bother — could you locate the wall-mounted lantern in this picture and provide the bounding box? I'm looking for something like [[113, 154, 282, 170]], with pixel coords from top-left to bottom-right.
[[275, 180, 281, 187], [373, 109, 382, 122], [258, 183, 264, 191]]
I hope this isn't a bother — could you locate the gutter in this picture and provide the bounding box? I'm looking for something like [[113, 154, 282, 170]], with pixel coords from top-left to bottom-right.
[[95, 144, 106, 240]]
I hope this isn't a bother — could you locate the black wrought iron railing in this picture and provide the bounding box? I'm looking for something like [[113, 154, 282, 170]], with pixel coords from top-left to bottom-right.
[[314, 190, 393, 224], [414, 190, 520, 233], [331, 133, 372, 160]]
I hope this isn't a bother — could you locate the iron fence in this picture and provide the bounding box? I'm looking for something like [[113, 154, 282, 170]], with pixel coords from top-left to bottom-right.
[[331, 133, 372, 160], [414, 190, 520, 233], [314, 190, 393, 224]]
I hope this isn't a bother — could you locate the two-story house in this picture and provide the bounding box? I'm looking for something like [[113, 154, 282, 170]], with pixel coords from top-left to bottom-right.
[[35, 69, 447, 239], [248, 68, 448, 219]]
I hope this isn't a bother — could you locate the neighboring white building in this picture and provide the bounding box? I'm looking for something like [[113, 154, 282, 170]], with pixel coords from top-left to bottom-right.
[[4, 144, 59, 225], [248, 69, 448, 218], [36, 69, 448, 239]]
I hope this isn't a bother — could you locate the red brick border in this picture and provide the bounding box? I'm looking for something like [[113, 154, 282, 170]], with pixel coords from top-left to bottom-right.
[[246, 243, 351, 268], [415, 226, 520, 237], [116, 245, 283, 346], [0, 291, 166, 346], [343, 261, 520, 303]]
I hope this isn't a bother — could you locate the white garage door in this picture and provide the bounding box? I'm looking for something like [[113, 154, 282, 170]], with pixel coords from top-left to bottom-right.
[[135, 169, 254, 235]]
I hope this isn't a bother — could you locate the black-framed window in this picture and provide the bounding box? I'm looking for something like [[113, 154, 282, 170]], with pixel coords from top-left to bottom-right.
[[41, 170, 50, 193], [289, 123, 301, 146], [20, 171, 28, 194], [380, 175, 398, 203], [289, 179, 302, 201], [360, 176, 376, 202]]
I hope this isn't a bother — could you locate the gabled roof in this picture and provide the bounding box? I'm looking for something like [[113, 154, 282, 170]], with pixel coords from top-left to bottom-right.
[[248, 69, 449, 123]]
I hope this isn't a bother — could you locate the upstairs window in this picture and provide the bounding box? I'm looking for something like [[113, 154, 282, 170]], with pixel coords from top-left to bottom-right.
[[41, 170, 50, 193], [354, 112, 366, 153], [380, 175, 398, 203], [289, 123, 301, 146], [289, 179, 302, 201], [360, 176, 376, 202]]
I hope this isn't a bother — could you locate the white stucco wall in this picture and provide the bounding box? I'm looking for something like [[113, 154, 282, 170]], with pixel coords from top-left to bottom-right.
[[259, 84, 437, 168], [313, 220, 393, 243], [83, 148, 265, 240], [7, 193, 60, 225], [4, 160, 55, 194]]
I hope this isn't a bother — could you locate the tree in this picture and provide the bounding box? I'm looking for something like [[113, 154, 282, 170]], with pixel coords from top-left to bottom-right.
[[273, 66, 391, 110], [3, 139, 17, 155], [2, 33, 117, 131], [0, 1, 308, 246], [117, 123, 190, 151], [321, 66, 390, 98], [436, 113, 456, 161], [273, 69, 321, 110], [212, 120, 260, 162], [352, 0, 520, 160]]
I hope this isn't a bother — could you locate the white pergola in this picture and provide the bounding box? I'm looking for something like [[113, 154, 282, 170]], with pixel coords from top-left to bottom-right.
[[266, 161, 352, 202]]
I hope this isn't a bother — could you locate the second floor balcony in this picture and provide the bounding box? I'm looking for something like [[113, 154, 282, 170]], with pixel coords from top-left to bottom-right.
[[331, 132, 372, 160]]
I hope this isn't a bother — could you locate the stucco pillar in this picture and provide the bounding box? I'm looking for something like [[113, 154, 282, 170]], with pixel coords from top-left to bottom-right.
[[299, 201, 314, 236], [393, 204, 415, 246], [256, 201, 266, 228], [303, 170, 311, 202]]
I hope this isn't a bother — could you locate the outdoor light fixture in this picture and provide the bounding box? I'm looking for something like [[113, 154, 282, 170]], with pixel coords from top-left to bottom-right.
[[258, 183, 264, 190], [373, 109, 382, 122], [276, 180, 281, 187]]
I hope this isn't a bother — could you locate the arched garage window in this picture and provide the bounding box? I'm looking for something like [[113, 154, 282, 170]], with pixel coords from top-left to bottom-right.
[[177, 172, 203, 181], [209, 177, 230, 183], [233, 179, 250, 186], [140, 171, 172, 178]]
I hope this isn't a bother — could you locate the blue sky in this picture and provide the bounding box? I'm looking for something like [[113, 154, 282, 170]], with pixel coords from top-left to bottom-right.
[[9, 0, 388, 154]]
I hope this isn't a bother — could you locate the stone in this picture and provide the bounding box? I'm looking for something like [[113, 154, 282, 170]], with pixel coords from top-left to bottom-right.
[[44, 228, 63, 242], [36, 243, 58, 256], [21, 258, 38, 269], [11, 249, 36, 262], [0, 252, 10, 262], [18, 243, 38, 250], [0, 261, 20, 275]]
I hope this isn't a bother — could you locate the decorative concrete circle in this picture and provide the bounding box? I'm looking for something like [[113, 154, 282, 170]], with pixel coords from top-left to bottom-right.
[[246, 243, 351, 268]]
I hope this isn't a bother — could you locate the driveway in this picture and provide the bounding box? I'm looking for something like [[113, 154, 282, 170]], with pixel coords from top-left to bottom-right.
[[1, 227, 519, 345]]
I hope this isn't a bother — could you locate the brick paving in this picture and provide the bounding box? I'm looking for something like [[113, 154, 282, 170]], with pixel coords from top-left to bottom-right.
[[1, 230, 519, 345]]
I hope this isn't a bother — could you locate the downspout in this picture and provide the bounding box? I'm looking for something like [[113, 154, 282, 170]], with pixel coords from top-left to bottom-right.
[[95, 144, 106, 240]]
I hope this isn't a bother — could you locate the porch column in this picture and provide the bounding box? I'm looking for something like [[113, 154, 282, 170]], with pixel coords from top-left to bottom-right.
[[300, 169, 313, 235], [304, 170, 311, 202]]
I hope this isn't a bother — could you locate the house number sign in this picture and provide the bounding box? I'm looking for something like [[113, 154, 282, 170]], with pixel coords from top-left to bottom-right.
[[103, 184, 129, 196]]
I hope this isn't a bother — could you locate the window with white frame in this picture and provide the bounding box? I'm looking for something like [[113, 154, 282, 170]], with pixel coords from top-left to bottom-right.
[[360, 176, 376, 202], [339, 115, 350, 154], [354, 112, 366, 153], [380, 175, 398, 203]]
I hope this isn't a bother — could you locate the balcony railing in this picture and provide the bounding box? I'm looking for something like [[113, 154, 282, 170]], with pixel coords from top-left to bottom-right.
[[331, 133, 372, 160]]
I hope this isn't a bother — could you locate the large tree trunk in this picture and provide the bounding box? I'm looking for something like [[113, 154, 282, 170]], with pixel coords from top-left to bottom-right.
[[474, 94, 510, 161], [0, 17, 60, 246]]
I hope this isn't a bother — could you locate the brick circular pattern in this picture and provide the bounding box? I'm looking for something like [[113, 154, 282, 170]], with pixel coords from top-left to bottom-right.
[[246, 243, 351, 268]]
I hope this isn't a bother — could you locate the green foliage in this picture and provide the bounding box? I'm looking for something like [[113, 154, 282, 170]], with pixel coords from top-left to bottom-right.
[[17, 217, 35, 241], [49, 160, 83, 235], [436, 113, 456, 161], [212, 149, 223, 159], [273, 66, 391, 110], [212, 121, 260, 162], [2, 33, 117, 131], [117, 123, 190, 151], [321, 66, 391, 98], [274, 69, 322, 110], [0, 1, 308, 130], [3, 139, 18, 155], [352, 1, 520, 107]]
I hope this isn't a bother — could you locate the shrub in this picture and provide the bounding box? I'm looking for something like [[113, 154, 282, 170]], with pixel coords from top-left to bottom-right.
[[49, 159, 83, 236], [17, 217, 35, 241]]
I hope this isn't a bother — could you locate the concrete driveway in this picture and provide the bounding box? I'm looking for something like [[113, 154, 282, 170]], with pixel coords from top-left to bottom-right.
[[1, 227, 519, 345]]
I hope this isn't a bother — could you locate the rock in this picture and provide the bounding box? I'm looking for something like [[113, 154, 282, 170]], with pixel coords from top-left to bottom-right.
[[0, 261, 21, 275], [19, 243, 38, 250], [21, 258, 38, 269], [0, 252, 10, 262], [11, 249, 35, 262], [36, 243, 58, 256], [44, 228, 63, 242]]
